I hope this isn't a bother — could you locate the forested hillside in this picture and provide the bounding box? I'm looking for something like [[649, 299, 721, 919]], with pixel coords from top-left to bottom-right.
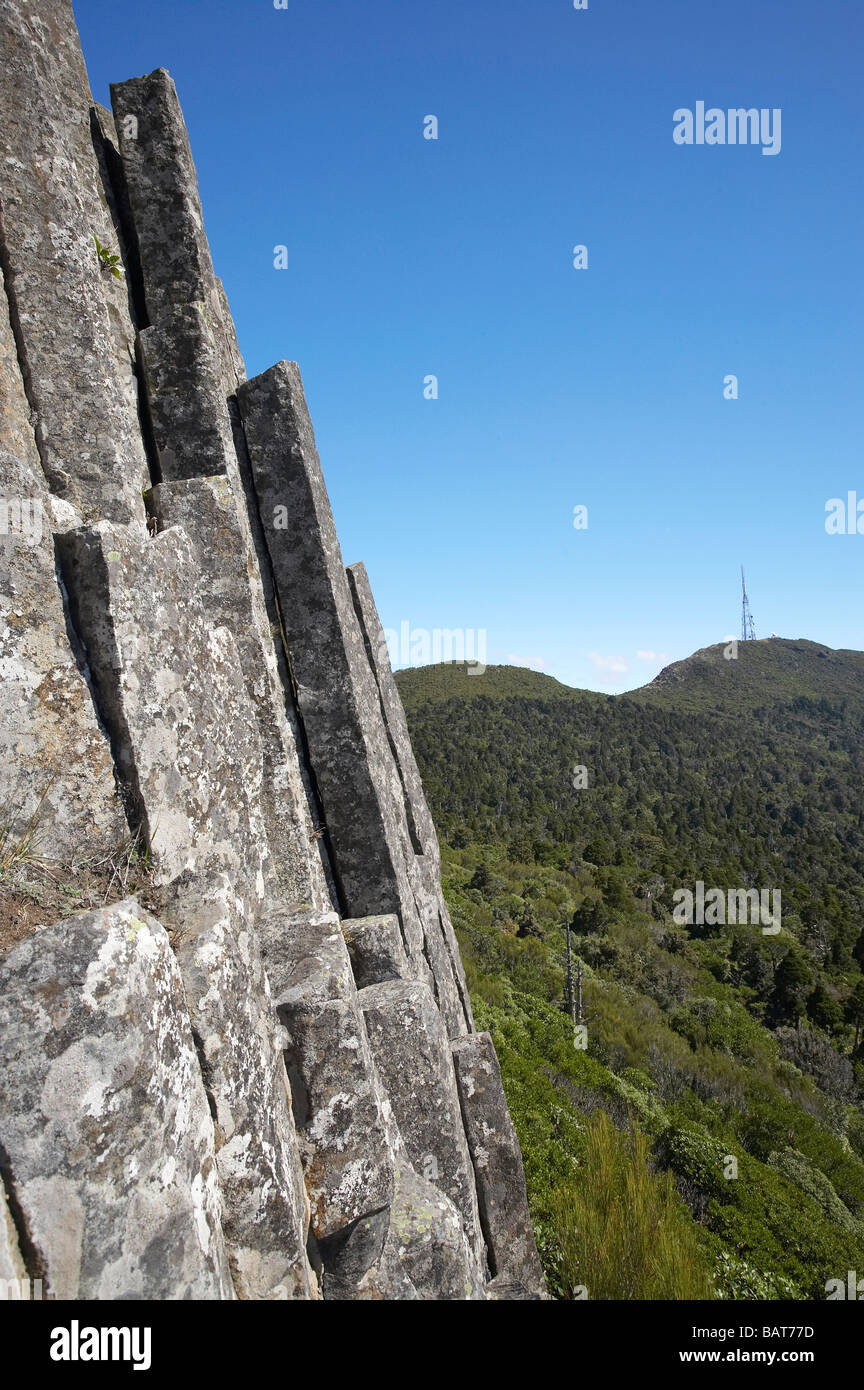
[[396, 640, 864, 1299]]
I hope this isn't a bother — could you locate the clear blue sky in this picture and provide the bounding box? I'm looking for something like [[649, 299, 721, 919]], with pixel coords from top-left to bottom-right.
[[74, 0, 864, 693]]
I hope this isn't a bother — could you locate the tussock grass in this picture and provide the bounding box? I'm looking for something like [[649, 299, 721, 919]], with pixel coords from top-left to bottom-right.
[[551, 1110, 715, 1300]]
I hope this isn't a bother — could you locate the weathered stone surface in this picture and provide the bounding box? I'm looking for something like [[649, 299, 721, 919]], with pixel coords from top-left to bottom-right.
[[109, 66, 240, 396], [236, 363, 474, 1030], [159, 872, 317, 1300], [316, 1207, 397, 1300], [109, 68, 217, 324], [485, 1277, 546, 1300], [0, 0, 545, 1304], [147, 476, 328, 907], [322, 1160, 486, 1301], [138, 304, 233, 481], [114, 87, 330, 911], [236, 363, 427, 959], [0, 0, 148, 523], [383, 1162, 486, 1301], [410, 854, 473, 1036], [341, 914, 409, 990], [257, 907, 396, 1242], [0, 266, 127, 862], [358, 979, 487, 1274], [57, 520, 270, 900], [451, 1032, 547, 1298], [0, 899, 233, 1299], [0, 1177, 26, 1287], [347, 562, 441, 866], [414, 850, 475, 1034], [215, 276, 246, 390], [0, 265, 41, 469]]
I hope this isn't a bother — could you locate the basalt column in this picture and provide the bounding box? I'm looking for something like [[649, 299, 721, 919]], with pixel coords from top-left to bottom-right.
[[236, 362, 472, 1037]]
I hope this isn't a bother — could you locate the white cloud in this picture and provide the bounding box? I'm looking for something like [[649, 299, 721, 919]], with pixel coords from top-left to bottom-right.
[[636, 649, 670, 664], [506, 652, 547, 670], [588, 651, 629, 675]]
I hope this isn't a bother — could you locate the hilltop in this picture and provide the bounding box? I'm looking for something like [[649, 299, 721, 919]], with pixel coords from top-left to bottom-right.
[[395, 637, 864, 716], [635, 638, 864, 715]]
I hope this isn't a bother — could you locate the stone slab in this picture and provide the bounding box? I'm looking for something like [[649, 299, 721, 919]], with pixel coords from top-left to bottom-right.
[[341, 914, 410, 990], [256, 906, 396, 1242], [0, 899, 233, 1299], [451, 1032, 547, 1297], [0, 264, 127, 862], [160, 872, 317, 1300], [147, 475, 328, 907], [358, 978, 487, 1274], [236, 361, 425, 961], [57, 520, 270, 900], [0, 0, 148, 523]]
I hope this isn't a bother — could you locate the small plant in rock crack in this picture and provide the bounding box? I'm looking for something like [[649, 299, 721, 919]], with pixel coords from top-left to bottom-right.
[[93, 234, 123, 280], [0, 779, 52, 878]]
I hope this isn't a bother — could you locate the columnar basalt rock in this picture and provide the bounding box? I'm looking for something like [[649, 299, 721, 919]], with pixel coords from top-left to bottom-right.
[[137, 304, 234, 481], [147, 475, 329, 907], [109, 67, 242, 397], [384, 1163, 487, 1301], [341, 914, 411, 990], [358, 978, 488, 1275], [346, 561, 441, 868], [237, 363, 425, 947], [0, 0, 149, 523], [0, 0, 544, 1303], [236, 362, 473, 1036], [110, 68, 329, 911], [57, 521, 271, 902], [160, 873, 317, 1300], [0, 264, 127, 861], [0, 901, 234, 1300], [451, 1032, 547, 1298], [256, 907, 397, 1244]]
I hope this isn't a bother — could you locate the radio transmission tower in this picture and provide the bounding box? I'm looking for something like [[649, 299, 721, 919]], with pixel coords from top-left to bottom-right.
[[740, 566, 756, 641]]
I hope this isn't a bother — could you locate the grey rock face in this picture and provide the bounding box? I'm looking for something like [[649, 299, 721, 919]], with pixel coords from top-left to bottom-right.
[[148, 476, 329, 907], [358, 979, 487, 1275], [0, 0, 148, 523], [384, 1161, 486, 1301], [323, 1161, 487, 1302], [0, 0, 543, 1303], [451, 1033, 547, 1298], [115, 71, 330, 911], [236, 361, 473, 1042], [138, 304, 233, 480], [257, 907, 396, 1242], [0, 1178, 26, 1287], [0, 266, 127, 862], [410, 852, 474, 1037], [109, 67, 241, 397], [414, 849, 476, 1033], [341, 914, 410, 989], [0, 900, 233, 1299], [215, 276, 247, 389], [237, 364, 422, 941], [57, 520, 270, 901], [316, 1207, 397, 1300], [109, 69, 217, 326], [160, 872, 317, 1300], [346, 562, 441, 867]]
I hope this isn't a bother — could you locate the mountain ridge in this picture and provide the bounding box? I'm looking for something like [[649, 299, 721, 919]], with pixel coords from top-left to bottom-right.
[[395, 637, 864, 716]]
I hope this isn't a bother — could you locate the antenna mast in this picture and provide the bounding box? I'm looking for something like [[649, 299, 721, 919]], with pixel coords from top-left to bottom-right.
[[740, 566, 756, 641]]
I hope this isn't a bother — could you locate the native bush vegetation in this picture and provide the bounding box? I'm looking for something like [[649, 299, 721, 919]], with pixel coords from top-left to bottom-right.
[[397, 643, 864, 1299]]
